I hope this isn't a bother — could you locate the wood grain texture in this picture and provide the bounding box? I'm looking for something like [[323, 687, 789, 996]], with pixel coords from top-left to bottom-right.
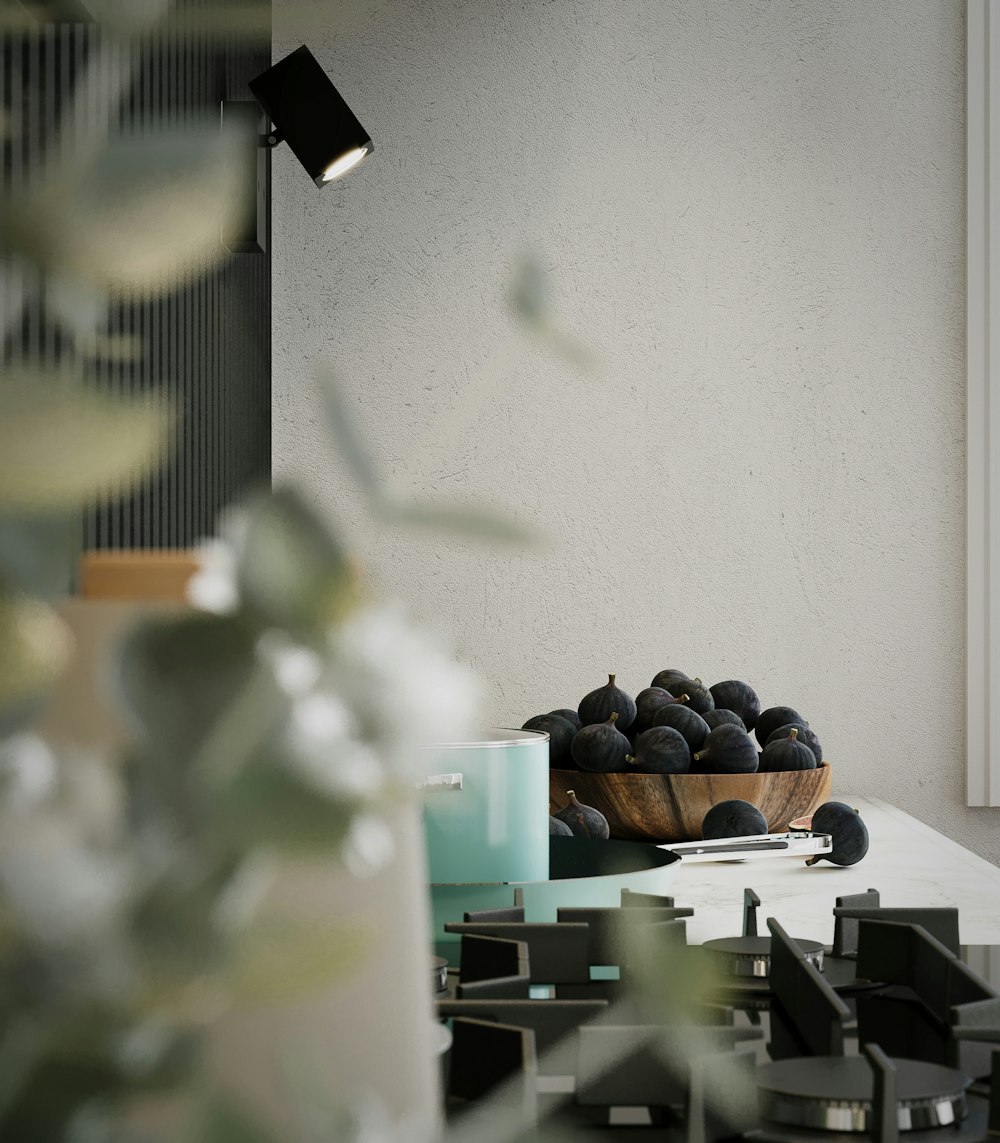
[[549, 764, 833, 842], [80, 550, 198, 601]]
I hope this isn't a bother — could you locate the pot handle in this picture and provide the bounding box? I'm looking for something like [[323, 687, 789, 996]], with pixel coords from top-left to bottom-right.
[[419, 772, 464, 793]]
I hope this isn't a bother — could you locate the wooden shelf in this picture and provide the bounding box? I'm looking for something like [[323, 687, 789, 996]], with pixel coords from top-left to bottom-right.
[[79, 550, 199, 602]]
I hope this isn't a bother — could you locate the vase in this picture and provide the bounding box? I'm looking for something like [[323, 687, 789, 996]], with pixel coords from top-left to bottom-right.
[[206, 801, 442, 1140]]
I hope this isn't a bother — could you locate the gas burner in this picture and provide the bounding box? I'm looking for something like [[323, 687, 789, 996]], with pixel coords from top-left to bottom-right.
[[432, 955, 449, 996], [704, 933, 825, 978], [758, 1056, 969, 1134]]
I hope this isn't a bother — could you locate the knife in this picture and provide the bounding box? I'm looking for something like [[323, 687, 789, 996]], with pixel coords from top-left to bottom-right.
[[659, 831, 833, 862]]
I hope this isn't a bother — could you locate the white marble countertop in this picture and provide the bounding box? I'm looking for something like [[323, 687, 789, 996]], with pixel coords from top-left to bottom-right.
[[666, 797, 1000, 948]]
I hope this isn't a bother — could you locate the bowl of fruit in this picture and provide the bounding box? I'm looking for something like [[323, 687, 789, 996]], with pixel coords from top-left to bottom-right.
[[534, 670, 832, 843]]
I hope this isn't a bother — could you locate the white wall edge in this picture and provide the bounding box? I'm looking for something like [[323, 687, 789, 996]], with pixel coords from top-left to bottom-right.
[[969, 0, 997, 804]]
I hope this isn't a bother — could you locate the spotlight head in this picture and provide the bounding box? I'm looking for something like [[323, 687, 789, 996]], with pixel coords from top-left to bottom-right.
[[249, 45, 372, 188]]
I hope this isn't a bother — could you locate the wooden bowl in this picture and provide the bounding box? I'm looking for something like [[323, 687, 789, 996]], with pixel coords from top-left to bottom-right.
[[549, 763, 833, 843]]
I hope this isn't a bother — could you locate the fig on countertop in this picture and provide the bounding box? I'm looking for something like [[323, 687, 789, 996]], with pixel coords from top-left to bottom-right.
[[578, 674, 637, 731], [627, 726, 691, 774], [708, 680, 761, 731], [554, 790, 610, 840], [693, 724, 759, 773], [571, 713, 632, 773], [759, 726, 816, 772], [701, 799, 768, 840], [806, 801, 869, 866]]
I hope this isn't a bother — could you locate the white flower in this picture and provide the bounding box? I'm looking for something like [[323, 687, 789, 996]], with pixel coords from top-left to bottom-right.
[[0, 733, 58, 811], [257, 632, 324, 695], [329, 602, 483, 778], [341, 813, 395, 877], [0, 816, 129, 947], [282, 691, 385, 799], [186, 510, 249, 615], [186, 537, 239, 614]]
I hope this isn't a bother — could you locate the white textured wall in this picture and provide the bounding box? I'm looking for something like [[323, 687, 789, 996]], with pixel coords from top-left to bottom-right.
[[273, 1, 1000, 861]]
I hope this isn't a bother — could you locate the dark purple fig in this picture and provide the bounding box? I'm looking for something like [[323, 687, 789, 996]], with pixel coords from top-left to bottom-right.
[[571, 713, 631, 772], [806, 801, 869, 866], [633, 686, 681, 733], [549, 815, 574, 837], [755, 705, 806, 747], [522, 713, 576, 768], [652, 703, 710, 754], [708, 680, 761, 731], [760, 726, 816, 772], [701, 799, 768, 840], [765, 722, 823, 765], [693, 724, 759, 773], [554, 790, 610, 840], [702, 708, 746, 732], [663, 676, 715, 716], [549, 708, 583, 732], [650, 668, 693, 692], [578, 673, 637, 731], [626, 726, 690, 774]]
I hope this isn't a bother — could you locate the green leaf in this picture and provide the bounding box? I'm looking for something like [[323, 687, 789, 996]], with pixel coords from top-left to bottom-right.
[[378, 501, 535, 545], [194, 1093, 278, 1143], [0, 372, 168, 510], [111, 612, 273, 770], [211, 760, 355, 855], [237, 486, 357, 635], [0, 514, 77, 598], [158, 5, 272, 41], [317, 369, 382, 498], [132, 860, 243, 987], [509, 256, 546, 325], [0, 124, 245, 294], [508, 256, 600, 373]]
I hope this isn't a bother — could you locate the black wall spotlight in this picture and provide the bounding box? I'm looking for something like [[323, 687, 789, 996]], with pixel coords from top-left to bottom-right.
[[249, 45, 373, 188]]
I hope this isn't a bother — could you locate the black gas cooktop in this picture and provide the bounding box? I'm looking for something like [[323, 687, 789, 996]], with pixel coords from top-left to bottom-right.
[[434, 885, 1000, 1141]]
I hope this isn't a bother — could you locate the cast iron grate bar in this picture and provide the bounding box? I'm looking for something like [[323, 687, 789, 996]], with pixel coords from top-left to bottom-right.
[[445, 922, 591, 984], [836, 905, 960, 957], [768, 918, 851, 1058], [436, 999, 608, 1054], [831, 888, 880, 957], [856, 919, 996, 1021], [464, 904, 525, 923], [456, 933, 531, 999], [447, 1016, 537, 1105], [620, 888, 677, 907], [865, 1042, 899, 1143], [743, 888, 760, 937], [556, 906, 694, 966]]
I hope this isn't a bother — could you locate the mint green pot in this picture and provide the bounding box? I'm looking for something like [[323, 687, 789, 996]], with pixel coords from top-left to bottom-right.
[[420, 728, 549, 886]]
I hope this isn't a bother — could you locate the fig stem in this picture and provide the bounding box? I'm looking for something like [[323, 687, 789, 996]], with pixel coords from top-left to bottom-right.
[[693, 749, 706, 761], [607, 712, 619, 724], [678, 694, 690, 703], [789, 727, 799, 740]]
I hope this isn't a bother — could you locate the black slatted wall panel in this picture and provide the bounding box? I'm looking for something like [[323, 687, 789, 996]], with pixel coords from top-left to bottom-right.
[[1, 4, 271, 549]]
